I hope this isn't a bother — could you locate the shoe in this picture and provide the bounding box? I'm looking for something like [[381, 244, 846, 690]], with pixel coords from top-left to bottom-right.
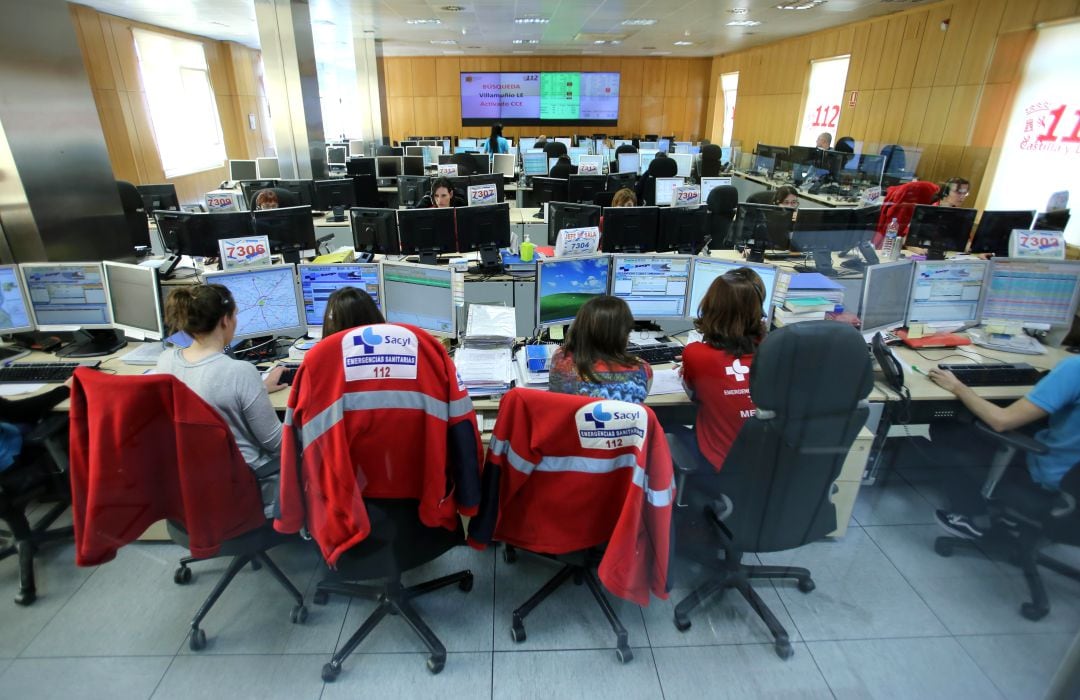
[[935, 510, 985, 540]]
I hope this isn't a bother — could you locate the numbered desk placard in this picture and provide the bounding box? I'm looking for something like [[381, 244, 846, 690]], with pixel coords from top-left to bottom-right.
[[860, 186, 881, 206], [1009, 229, 1066, 259], [554, 227, 601, 258], [577, 160, 600, 175], [673, 185, 701, 207], [438, 163, 458, 176], [467, 183, 497, 206], [204, 190, 242, 212], [218, 235, 272, 270]]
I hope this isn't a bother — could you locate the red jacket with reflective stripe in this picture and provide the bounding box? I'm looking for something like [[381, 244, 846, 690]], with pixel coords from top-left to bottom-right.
[[467, 388, 673, 606], [274, 324, 483, 566]]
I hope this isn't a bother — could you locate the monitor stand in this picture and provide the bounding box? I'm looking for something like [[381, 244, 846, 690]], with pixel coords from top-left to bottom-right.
[[281, 250, 301, 265], [56, 329, 127, 358], [927, 241, 948, 261], [418, 249, 441, 266], [794, 251, 838, 277], [476, 246, 503, 274]]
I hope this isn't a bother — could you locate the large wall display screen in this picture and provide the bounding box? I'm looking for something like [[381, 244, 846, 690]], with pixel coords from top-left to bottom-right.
[[460, 72, 620, 125]]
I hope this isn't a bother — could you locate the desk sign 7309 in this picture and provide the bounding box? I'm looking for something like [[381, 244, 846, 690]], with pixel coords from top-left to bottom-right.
[[218, 235, 272, 270]]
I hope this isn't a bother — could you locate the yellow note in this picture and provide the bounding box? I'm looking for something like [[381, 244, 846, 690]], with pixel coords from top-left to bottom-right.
[[907, 323, 924, 339]]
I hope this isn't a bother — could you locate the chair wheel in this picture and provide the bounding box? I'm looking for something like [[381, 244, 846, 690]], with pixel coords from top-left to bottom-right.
[[321, 661, 340, 682], [174, 566, 192, 585], [459, 573, 474, 592], [250, 558, 262, 571], [291, 604, 308, 624], [427, 656, 445, 674], [1021, 602, 1049, 621], [14, 588, 36, 606], [510, 623, 527, 643], [616, 646, 633, 664], [797, 578, 816, 593], [503, 546, 517, 564], [775, 640, 793, 660], [189, 627, 206, 651], [934, 539, 953, 557], [313, 590, 329, 605], [673, 614, 691, 632]]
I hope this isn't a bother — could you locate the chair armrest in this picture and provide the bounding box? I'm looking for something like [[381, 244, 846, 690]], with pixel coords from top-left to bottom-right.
[[973, 420, 1048, 455]]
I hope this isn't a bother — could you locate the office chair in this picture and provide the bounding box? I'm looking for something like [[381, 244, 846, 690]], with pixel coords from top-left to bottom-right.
[[116, 180, 151, 249], [746, 190, 776, 205], [544, 141, 568, 158], [468, 389, 674, 664], [0, 414, 71, 605], [276, 323, 484, 681], [706, 185, 739, 248], [643, 134, 659, 142], [934, 422, 1080, 621], [248, 186, 299, 210], [670, 321, 873, 659], [647, 156, 678, 179], [68, 370, 306, 650], [594, 191, 616, 208], [699, 144, 723, 178], [375, 145, 396, 157]]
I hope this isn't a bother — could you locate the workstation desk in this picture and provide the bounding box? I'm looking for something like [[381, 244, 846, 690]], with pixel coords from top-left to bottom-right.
[[731, 171, 865, 209]]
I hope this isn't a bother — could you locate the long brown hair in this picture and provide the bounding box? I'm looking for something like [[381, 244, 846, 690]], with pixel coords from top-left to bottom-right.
[[322, 286, 384, 337], [563, 295, 641, 384], [165, 284, 234, 336], [694, 268, 767, 356]]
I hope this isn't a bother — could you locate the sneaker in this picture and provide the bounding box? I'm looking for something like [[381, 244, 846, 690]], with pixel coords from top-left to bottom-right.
[[935, 510, 985, 539]]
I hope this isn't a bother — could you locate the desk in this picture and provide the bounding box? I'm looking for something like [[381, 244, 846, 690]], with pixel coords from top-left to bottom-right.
[[733, 172, 861, 209]]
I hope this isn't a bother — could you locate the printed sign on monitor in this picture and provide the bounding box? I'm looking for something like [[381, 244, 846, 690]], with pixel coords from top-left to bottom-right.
[[460, 72, 620, 125]]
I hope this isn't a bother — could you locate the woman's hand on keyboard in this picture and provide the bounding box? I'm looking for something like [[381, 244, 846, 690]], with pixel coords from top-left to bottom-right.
[[263, 365, 288, 394]]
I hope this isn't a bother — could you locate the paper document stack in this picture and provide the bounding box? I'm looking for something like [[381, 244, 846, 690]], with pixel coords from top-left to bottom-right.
[[455, 346, 515, 397], [777, 273, 844, 327], [774, 296, 834, 327], [514, 348, 551, 389], [464, 304, 516, 348]]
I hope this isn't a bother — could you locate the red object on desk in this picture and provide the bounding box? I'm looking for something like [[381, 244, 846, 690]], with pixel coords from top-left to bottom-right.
[[895, 329, 971, 349]]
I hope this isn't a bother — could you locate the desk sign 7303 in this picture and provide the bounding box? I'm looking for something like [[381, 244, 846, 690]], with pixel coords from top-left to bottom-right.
[[218, 235, 272, 270]]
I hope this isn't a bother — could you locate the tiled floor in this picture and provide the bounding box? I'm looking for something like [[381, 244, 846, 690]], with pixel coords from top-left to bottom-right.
[[1, 446, 1076, 699]]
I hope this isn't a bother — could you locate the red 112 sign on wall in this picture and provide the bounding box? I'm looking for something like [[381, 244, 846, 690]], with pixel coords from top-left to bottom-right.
[[809, 104, 841, 129]]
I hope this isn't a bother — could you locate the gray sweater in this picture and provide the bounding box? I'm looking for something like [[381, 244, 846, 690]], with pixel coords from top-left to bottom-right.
[[155, 349, 282, 470]]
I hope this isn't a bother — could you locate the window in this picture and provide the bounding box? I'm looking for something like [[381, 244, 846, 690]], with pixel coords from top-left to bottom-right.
[[984, 21, 1080, 243], [133, 29, 226, 178], [720, 72, 739, 148], [797, 55, 850, 148]]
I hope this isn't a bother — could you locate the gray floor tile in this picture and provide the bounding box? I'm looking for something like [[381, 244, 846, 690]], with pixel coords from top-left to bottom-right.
[[493, 648, 661, 700], [335, 546, 494, 653], [864, 524, 1000, 580], [642, 584, 801, 647], [151, 654, 325, 700], [322, 652, 492, 698], [653, 643, 832, 698], [957, 632, 1075, 700], [756, 526, 900, 583], [853, 475, 938, 526], [0, 657, 12, 677], [808, 637, 1002, 699], [492, 549, 647, 652], [0, 656, 172, 700]]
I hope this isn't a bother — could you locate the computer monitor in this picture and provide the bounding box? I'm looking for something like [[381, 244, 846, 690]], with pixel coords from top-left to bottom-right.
[[456, 201, 511, 270], [405, 146, 426, 158], [522, 152, 548, 177], [1034, 209, 1070, 232], [670, 153, 692, 178], [21, 262, 126, 357], [906, 205, 978, 260], [577, 155, 605, 175], [297, 263, 383, 331], [617, 152, 640, 175], [787, 145, 817, 166], [638, 150, 658, 175], [658, 206, 709, 254], [397, 207, 456, 265], [275, 179, 315, 208], [906, 259, 989, 325], [789, 207, 865, 275], [102, 260, 165, 340], [349, 139, 366, 157], [257, 157, 281, 179], [326, 146, 347, 167], [136, 184, 179, 217], [653, 177, 684, 207], [535, 255, 611, 328], [458, 138, 477, 149], [229, 160, 258, 181], [687, 258, 779, 324], [968, 210, 1037, 257], [381, 261, 456, 337], [397, 175, 431, 208], [419, 145, 441, 167], [239, 180, 277, 209], [347, 156, 377, 178], [519, 137, 537, 152], [402, 155, 425, 177], [532, 178, 569, 215], [755, 144, 788, 162], [547, 202, 602, 246], [400, 141, 418, 149], [202, 264, 306, 342], [752, 155, 776, 175], [601, 206, 659, 253], [388, 146, 405, 157], [0, 264, 35, 334], [606, 172, 636, 193], [700, 177, 732, 203], [853, 154, 885, 187], [493, 153, 516, 180], [568, 175, 606, 204], [464, 153, 490, 175], [376, 156, 402, 180], [313, 179, 357, 212], [350, 207, 400, 255], [468, 173, 506, 204], [156, 211, 251, 257], [673, 142, 691, 155], [859, 260, 915, 335], [554, 137, 572, 148], [736, 203, 793, 250], [980, 258, 1080, 328], [611, 254, 691, 319], [252, 205, 317, 262]]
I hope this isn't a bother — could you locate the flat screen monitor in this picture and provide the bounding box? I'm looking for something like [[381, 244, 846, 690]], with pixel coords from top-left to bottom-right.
[[658, 206, 709, 254], [657, 138, 671, 153], [522, 152, 548, 176], [0, 264, 35, 334], [456, 201, 511, 267], [789, 207, 867, 274], [103, 260, 164, 340], [687, 258, 779, 324], [349, 139, 365, 157], [670, 153, 692, 178], [376, 156, 402, 179], [229, 160, 258, 181], [700, 177, 732, 203], [347, 157, 377, 178], [535, 255, 611, 328], [397, 175, 431, 208], [493, 153, 516, 179], [21, 263, 112, 330], [402, 155, 425, 177], [1034, 209, 1070, 232], [465, 153, 490, 175], [568, 175, 605, 204], [381, 261, 456, 337], [458, 138, 477, 148], [326, 146, 347, 167], [755, 144, 788, 162], [257, 157, 281, 179], [159, 211, 250, 257], [969, 210, 1037, 257], [906, 259, 989, 325], [297, 263, 383, 330], [313, 179, 357, 211], [606, 172, 636, 193], [519, 137, 537, 152], [859, 260, 915, 335], [600, 206, 659, 253], [907, 205, 978, 259], [405, 146, 426, 158], [853, 154, 885, 186], [203, 264, 306, 342], [611, 254, 691, 319], [980, 258, 1080, 328], [752, 155, 776, 175], [275, 179, 315, 208], [547, 202, 601, 246], [787, 145, 817, 166], [398, 207, 457, 264], [617, 152, 640, 174], [638, 150, 658, 175], [252, 205, 317, 258], [532, 177, 569, 210], [350, 207, 400, 255], [136, 184, 179, 216], [736, 203, 793, 250], [653, 177, 683, 207], [674, 142, 691, 154], [568, 147, 589, 166], [468, 173, 506, 204]]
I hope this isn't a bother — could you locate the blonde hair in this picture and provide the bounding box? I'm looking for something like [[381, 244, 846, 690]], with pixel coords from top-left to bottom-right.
[[611, 188, 637, 207]]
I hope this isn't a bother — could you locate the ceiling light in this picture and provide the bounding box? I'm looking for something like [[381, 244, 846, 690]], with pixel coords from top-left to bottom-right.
[[610, 40, 622, 45], [441, 5, 466, 11], [673, 41, 693, 46], [405, 18, 441, 25], [430, 39, 458, 45], [650, 51, 672, 56], [729, 7, 749, 14], [622, 19, 657, 26], [512, 50, 534, 54], [443, 49, 465, 54], [512, 39, 540, 45], [726, 19, 762, 27], [515, 17, 550, 24], [776, 0, 825, 9], [594, 40, 607, 45]]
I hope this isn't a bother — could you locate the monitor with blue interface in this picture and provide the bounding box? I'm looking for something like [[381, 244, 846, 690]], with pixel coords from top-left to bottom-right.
[[638, 150, 658, 175], [536, 255, 611, 328], [298, 263, 383, 331], [0, 264, 34, 334], [687, 259, 779, 324], [859, 260, 915, 335], [611, 254, 691, 319], [523, 152, 548, 176], [203, 264, 306, 342], [21, 262, 127, 357], [980, 258, 1080, 328], [381, 261, 456, 337], [617, 152, 640, 174], [906, 260, 988, 325]]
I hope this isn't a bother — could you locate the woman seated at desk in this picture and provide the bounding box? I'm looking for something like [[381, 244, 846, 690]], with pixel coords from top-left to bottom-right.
[[415, 176, 465, 209], [321, 287, 384, 337], [772, 186, 799, 222]]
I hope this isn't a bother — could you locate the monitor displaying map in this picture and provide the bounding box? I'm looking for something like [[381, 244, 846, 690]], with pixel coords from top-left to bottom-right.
[[203, 264, 306, 341], [0, 264, 34, 333]]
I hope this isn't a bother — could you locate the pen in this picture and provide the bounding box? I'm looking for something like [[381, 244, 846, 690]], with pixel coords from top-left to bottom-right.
[[911, 365, 927, 376]]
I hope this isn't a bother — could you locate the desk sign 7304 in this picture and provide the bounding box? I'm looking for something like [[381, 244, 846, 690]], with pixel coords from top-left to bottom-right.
[[218, 235, 272, 270]]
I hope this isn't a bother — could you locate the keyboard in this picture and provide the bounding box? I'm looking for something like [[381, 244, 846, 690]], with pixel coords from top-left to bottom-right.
[[0, 362, 100, 383], [627, 344, 683, 365], [937, 363, 1046, 387], [278, 363, 301, 385]]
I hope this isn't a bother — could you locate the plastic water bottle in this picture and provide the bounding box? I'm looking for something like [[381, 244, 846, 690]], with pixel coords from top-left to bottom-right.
[[882, 218, 900, 261]]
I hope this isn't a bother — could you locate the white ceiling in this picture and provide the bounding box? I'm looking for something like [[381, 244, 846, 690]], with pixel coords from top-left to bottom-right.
[[75, 0, 933, 58]]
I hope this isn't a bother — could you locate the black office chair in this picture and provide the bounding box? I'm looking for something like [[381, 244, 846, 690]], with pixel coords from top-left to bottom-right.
[[934, 422, 1080, 621], [593, 191, 616, 208], [643, 134, 659, 142], [450, 152, 476, 176], [375, 145, 396, 157], [116, 180, 151, 249], [647, 156, 678, 179], [248, 187, 299, 210], [544, 141, 568, 158], [699, 144, 723, 178], [746, 190, 776, 205], [706, 185, 739, 248], [670, 321, 873, 659]]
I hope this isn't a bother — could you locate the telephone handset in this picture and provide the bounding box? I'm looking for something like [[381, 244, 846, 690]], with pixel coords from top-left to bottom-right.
[[872, 332, 905, 394]]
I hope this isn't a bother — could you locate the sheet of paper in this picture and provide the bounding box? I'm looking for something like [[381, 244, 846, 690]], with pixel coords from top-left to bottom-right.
[[0, 383, 45, 397], [648, 369, 686, 396]]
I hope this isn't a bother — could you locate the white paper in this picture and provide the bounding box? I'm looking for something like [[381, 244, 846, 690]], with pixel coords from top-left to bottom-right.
[[0, 383, 45, 396], [466, 304, 516, 341], [648, 369, 687, 396]]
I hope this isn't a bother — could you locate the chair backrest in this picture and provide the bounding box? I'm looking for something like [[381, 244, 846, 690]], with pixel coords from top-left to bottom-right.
[[68, 369, 265, 566], [718, 322, 873, 553], [351, 174, 382, 208], [375, 145, 396, 157], [615, 144, 638, 156], [746, 190, 775, 205], [544, 141, 568, 158], [249, 187, 299, 210], [699, 144, 723, 178], [116, 180, 151, 248], [647, 157, 678, 178], [707, 185, 739, 247]]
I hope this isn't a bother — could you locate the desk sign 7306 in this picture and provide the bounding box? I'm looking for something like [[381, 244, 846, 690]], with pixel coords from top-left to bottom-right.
[[1009, 229, 1065, 259], [218, 235, 272, 270]]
